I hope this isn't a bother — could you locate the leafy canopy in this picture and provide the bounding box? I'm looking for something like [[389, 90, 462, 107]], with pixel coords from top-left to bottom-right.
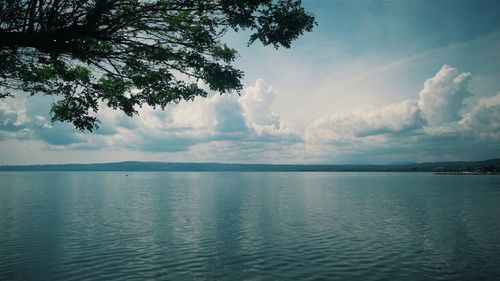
[[0, 0, 315, 131]]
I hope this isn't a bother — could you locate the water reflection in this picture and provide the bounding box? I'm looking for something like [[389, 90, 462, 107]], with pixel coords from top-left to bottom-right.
[[0, 172, 499, 280]]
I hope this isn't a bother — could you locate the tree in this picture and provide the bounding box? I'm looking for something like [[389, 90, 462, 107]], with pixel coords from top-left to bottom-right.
[[0, 0, 315, 131]]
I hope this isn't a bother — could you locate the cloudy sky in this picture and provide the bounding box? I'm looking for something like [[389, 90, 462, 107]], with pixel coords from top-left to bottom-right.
[[1, 1, 500, 165]]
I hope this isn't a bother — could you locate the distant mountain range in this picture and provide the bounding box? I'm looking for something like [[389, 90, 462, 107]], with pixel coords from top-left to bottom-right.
[[1, 159, 499, 173]]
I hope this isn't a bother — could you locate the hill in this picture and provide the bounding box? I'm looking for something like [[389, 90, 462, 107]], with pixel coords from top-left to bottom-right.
[[1, 159, 499, 173]]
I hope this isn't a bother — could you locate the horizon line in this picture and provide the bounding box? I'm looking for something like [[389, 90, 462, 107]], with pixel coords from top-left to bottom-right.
[[1, 158, 499, 167]]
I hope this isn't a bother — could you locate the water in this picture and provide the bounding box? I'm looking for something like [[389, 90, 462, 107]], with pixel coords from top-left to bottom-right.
[[0, 172, 499, 281]]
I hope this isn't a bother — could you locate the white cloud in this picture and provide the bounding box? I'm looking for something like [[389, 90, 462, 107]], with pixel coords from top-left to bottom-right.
[[358, 100, 424, 136], [239, 79, 280, 127], [109, 79, 301, 154], [304, 65, 499, 162], [459, 92, 500, 141], [418, 65, 472, 126], [305, 99, 424, 143], [238, 79, 299, 138], [1, 66, 498, 164], [0, 97, 30, 132], [173, 94, 247, 134], [74, 79, 297, 153], [307, 65, 496, 139], [173, 97, 219, 130]]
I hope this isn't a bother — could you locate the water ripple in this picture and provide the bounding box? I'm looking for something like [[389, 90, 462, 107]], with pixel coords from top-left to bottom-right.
[[1, 172, 499, 280]]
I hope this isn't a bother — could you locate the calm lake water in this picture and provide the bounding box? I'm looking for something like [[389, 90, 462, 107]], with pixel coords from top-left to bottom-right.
[[0, 172, 499, 281]]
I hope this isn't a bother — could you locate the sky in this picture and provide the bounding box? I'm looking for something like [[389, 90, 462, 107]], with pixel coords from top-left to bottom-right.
[[1, 0, 500, 165]]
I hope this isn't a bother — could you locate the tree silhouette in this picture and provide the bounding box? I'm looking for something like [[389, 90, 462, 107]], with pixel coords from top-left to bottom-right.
[[0, 0, 315, 130]]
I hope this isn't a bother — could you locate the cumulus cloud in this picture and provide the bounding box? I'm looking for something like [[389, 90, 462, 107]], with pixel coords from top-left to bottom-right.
[[1, 65, 498, 163], [173, 94, 247, 134], [459, 92, 500, 141], [0, 79, 301, 158], [238, 79, 298, 138], [305, 99, 424, 143], [125, 79, 299, 153], [0, 95, 94, 147], [418, 65, 472, 126], [306, 65, 499, 149], [0, 98, 29, 133], [357, 100, 425, 136], [239, 79, 280, 127]]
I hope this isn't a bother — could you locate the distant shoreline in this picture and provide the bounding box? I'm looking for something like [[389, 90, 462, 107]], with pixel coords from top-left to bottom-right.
[[434, 171, 500, 176], [1, 159, 499, 173]]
